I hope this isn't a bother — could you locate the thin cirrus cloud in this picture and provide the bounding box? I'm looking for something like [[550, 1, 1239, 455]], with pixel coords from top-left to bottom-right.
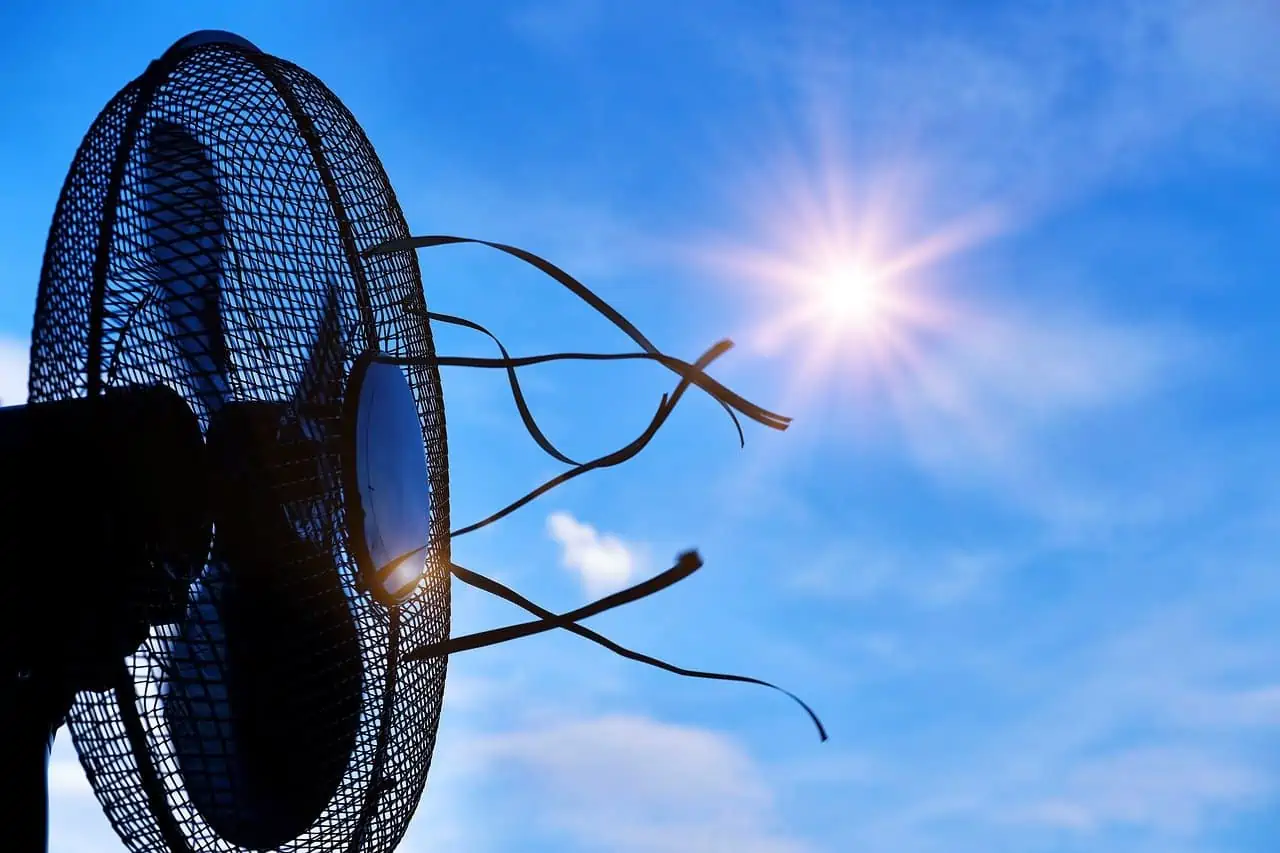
[[881, 301, 1196, 502], [1003, 636, 1274, 843], [749, 0, 1280, 216], [1016, 746, 1266, 836], [467, 713, 809, 853], [789, 541, 1012, 611], [546, 510, 640, 597], [810, 597, 1280, 853]]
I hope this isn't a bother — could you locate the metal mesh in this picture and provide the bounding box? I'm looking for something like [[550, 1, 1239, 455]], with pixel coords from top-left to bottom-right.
[[29, 39, 450, 853]]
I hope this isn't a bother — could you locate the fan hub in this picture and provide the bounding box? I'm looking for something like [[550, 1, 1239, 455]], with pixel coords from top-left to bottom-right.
[[343, 354, 432, 605]]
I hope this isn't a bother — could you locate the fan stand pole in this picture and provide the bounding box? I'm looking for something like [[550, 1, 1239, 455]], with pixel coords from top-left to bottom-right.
[[3, 675, 69, 853]]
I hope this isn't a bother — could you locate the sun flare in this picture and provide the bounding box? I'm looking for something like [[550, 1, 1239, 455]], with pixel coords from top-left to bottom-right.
[[747, 245, 924, 393], [699, 153, 1005, 405]]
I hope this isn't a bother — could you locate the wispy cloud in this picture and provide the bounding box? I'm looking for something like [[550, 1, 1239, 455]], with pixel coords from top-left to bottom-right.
[[1162, 0, 1280, 109], [399, 660, 814, 853], [720, 279, 1204, 537], [736, 0, 1280, 215], [790, 540, 1012, 610], [547, 511, 640, 596], [0, 335, 28, 405], [882, 300, 1199, 518], [48, 754, 91, 798], [507, 0, 607, 54], [1015, 745, 1267, 835], [48, 735, 118, 853], [816, 596, 1280, 853], [470, 714, 811, 853]]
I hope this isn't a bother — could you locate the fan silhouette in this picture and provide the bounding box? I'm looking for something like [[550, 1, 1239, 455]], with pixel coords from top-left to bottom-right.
[[0, 29, 824, 853]]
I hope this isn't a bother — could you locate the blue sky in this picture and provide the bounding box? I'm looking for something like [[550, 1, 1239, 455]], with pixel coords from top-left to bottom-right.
[[6, 1, 1280, 851]]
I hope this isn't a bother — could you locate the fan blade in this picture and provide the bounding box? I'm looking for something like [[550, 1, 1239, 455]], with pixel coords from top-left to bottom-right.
[[294, 281, 344, 427], [164, 566, 237, 816], [277, 282, 345, 547], [166, 549, 362, 849], [141, 119, 231, 414], [145, 136, 352, 846], [165, 403, 363, 850]]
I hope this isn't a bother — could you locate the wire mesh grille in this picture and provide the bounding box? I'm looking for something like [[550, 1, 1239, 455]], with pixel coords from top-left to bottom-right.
[[28, 38, 449, 853]]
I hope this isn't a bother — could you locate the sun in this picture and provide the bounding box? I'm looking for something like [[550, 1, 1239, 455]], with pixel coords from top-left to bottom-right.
[[746, 246, 922, 393], [695, 160, 1005, 404], [730, 235, 924, 366], [812, 260, 888, 333]]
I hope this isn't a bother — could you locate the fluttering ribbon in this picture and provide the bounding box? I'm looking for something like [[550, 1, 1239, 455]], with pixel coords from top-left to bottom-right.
[[365, 235, 825, 742]]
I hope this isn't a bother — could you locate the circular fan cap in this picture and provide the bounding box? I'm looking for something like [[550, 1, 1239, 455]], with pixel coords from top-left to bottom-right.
[[171, 30, 260, 53], [345, 355, 432, 604]]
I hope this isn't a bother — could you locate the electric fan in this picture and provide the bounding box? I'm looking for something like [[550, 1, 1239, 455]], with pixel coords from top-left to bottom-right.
[[0, 29, 824, 853]]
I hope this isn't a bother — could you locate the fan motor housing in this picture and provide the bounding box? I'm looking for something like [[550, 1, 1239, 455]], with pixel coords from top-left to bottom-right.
[[0, 385, 210, 696]]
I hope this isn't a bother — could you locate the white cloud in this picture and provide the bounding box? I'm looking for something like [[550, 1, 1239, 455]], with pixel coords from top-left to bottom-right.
[[397, 710, 499, 853], [1017, 746, 1267, 835], [919, 306, 1181, 423], [48, 734, 119, 853], [48, 757, 92, 798], [470, 714, 810, 853], [547, 511, 639, 597], [0, 336, 28, 406]]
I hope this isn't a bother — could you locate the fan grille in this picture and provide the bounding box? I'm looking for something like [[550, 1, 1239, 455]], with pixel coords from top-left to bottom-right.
[[29, 40, 450, 853]]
